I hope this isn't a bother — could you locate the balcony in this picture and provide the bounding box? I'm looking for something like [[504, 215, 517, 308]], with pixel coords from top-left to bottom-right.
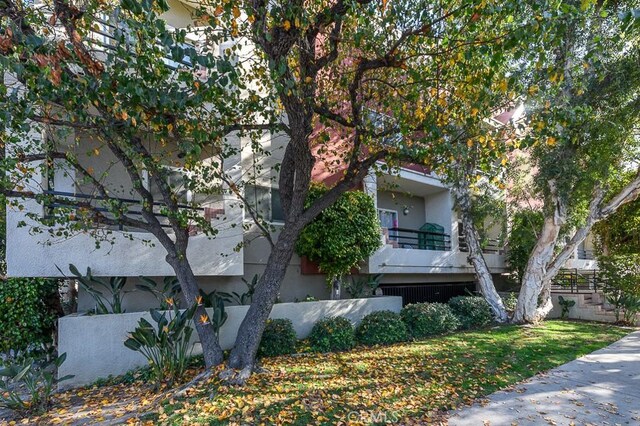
[[578, 249, 595, 260], [6, 189, 244, 278], [458, 235, 505, 255], [384, 227, 452, 251]]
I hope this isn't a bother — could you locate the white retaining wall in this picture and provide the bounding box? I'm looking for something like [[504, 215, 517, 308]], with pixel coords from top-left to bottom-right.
[[58, 296, 402, 388]]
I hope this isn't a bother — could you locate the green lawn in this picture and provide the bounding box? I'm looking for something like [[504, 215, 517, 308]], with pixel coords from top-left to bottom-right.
[[12, 320, 631, 426]]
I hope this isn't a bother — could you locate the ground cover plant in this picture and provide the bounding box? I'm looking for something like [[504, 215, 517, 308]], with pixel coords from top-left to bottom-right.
[[5, 321, 630, 425]]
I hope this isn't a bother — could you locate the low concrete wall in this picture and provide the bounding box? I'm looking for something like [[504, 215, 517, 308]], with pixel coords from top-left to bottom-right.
[[58, 296, 402, 388]]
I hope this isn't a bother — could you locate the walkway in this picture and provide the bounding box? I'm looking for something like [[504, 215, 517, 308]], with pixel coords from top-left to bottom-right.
[[449, 330, 640, 426]]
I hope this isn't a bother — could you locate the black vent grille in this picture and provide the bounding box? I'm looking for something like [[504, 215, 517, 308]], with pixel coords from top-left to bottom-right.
[[380, 282, 476, 306]]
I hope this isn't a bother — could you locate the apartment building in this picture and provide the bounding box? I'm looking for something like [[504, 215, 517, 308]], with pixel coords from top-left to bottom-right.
[[4, 0, 596, 312]]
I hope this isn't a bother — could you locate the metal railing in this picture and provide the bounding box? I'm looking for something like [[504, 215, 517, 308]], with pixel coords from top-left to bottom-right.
[[42, 190, 223, 232], [551, 268, 601, 293], [577, 249, 595, 260], [386, 227, 451, 251], [458, 236, 504, 254]]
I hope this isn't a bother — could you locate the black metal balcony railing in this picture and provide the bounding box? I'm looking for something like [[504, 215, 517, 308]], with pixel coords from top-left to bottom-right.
[[42, 190, 222, 232], [386, 227, 451, 251], [577, 249, 595, 260], [458, 236, 504, 255], [551, 268, 601, 293]]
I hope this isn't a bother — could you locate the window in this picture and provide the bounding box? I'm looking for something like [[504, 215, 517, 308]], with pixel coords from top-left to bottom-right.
[[245, 185, 284, 222], [367, 110, 403, 147], [378, 208, 398, 240]]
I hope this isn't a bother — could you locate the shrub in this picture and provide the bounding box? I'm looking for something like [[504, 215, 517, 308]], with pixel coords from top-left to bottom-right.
[[501, 292, 518, 313], [557, 296, 576, 319], [296, 183, 382, 284], [598, 254, 640, 324], [448, 296, 494, 329], [258, 318, 297, 357], [400, 303, 460, 338], [308, 316, 355, 353], [0, 353, 73, 414], [0, 278, 60, 357], [355, 310, 409, 346], [124, 304, 196, 388]]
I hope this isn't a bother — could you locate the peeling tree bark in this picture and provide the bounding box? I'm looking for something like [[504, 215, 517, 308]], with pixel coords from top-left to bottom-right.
[[514, 173, 640, 324], [453, 185, 508, 322], [513, 182, 566, 323]]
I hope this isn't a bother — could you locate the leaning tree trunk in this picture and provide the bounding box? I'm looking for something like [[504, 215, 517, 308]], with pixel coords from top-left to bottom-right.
[[160, 234, 224, 368], [454, 186, 508, 322], [532, 192, 605, 319], [228, 226, 300, 371]]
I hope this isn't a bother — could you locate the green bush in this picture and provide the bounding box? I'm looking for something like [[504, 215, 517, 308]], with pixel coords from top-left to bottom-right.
[[448, 296, 494, 329], [296, 183, 382, 284], [501, 292, 518, 313], [598, 254, 640, 324], [308, 316, 355, 353], [258, 318, 297, 357], [355, 310, 409, 346], [0, 278, 59, 356], [400, 303, 460, 338]]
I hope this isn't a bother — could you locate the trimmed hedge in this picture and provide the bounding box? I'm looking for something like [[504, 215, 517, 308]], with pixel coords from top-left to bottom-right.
[[448, 296, 494, 329], [308, 316, 355, 353], [355, 310, 409, 346], [257, 318, 297, 358], [400, 302, 460, 338]]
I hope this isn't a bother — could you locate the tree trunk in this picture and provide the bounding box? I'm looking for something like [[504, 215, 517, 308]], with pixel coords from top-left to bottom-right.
[[532, 191, 606, 319], [454, 186, 508, 322], [165, 246, 224, 368], [512, 180, 568, 324], [228, 226, 299, 370]]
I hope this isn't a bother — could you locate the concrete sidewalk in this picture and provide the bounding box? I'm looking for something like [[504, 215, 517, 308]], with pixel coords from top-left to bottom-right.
[[449, 330, 640, 426]]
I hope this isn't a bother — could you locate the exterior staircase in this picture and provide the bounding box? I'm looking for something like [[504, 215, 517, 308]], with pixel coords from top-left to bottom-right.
[[550, 291, 639, 325]]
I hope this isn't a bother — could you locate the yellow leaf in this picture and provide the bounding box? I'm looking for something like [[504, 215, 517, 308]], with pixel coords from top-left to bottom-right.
[[283, 20, 291, 31], [93, 148, 100, 156], [546, 136, 557, 146], [232, 6, 241, 18]]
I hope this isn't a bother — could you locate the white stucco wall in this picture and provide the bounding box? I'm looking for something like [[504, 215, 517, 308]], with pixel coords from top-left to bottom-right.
[[6, 200, 244, 277], [58, 296, 402, 388], [367, 244, 507, 275]]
